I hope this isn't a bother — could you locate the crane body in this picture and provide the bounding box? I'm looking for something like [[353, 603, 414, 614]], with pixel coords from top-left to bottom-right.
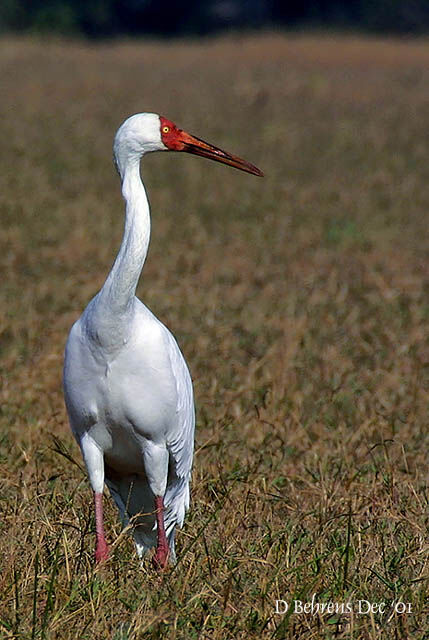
[[63, 113, 262, 568]]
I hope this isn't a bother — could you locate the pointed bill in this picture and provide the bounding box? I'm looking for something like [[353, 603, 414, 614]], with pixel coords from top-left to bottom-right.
[[176, 131, 264, 177]]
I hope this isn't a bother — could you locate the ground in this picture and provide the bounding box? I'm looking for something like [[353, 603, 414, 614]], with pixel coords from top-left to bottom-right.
[[0, 34, 428, 639]]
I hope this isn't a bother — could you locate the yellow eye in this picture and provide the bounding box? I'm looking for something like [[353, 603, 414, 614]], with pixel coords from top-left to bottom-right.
[[162, 126, 170, 133]]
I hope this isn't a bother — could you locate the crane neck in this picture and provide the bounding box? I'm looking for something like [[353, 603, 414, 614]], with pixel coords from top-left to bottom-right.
[[96, 156, 150, 328]]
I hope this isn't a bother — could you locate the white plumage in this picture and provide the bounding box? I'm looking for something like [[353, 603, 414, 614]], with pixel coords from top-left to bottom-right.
[[63, 112, 262, 568]]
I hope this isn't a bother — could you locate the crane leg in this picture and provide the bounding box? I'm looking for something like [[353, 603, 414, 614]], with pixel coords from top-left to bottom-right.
[[142, 441, 169, 570], [153, 495, 169, 570], [80, 432, 109, 563], [94, 491, 110, 563]]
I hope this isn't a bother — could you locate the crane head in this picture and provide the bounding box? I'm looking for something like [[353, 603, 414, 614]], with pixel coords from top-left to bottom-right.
[[114, 113, 263, 178], [159, 116, 263, 177]]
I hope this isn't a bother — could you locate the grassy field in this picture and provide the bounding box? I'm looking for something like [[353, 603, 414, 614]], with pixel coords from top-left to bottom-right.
[[0, 33, 428, 639]]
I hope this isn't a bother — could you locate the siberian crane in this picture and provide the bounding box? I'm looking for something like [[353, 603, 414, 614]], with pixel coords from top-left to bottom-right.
[[63, 113, 263, 569]]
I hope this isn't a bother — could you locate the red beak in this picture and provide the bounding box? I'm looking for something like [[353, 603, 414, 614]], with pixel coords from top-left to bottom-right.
[[175, 130, 263, 177]]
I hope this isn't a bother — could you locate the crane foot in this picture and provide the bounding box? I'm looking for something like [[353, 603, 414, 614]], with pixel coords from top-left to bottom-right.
[[153, 542, 169, 570], [95, 540, 110, 564]]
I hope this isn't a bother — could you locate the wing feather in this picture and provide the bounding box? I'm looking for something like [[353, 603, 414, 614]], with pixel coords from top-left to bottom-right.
[[164, 333, 195, 531]]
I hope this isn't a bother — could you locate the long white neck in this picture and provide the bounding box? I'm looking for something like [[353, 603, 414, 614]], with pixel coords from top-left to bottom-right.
[[89, 157, 150, 346], [101, 158, 150, 310]]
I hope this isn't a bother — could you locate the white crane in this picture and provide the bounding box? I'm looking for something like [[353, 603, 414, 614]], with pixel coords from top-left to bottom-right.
[[63, 113, 263, 569]]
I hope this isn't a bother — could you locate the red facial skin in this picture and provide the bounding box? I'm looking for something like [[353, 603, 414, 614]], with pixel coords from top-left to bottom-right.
[[160, 116, 185, 150]]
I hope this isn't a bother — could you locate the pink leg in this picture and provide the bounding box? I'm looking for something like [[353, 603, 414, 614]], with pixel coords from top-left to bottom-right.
[[152, 496, 169, 570], [94, 492, 109, 563]]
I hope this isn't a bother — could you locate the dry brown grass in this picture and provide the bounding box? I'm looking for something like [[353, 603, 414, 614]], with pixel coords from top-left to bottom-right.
[[0, 34, 428, 639]]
